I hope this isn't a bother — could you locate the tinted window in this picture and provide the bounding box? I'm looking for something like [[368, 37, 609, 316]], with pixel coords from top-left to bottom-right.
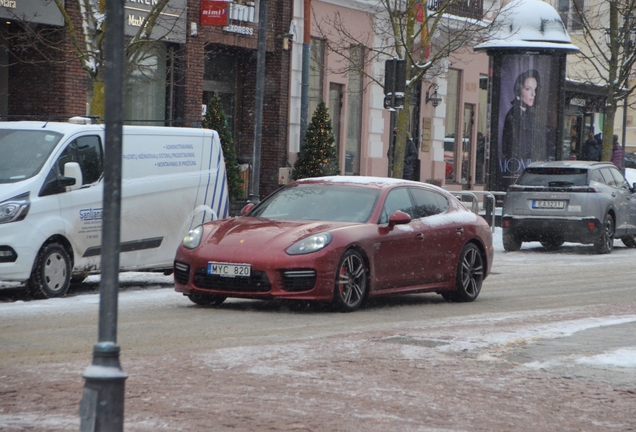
[[589, 169, 605, 184], [598, 168, 618, 187], [56, 136, 103, 185], [517, 167, 588, 187], [410, 188, 449, 218], [379, 188, 414, 224]]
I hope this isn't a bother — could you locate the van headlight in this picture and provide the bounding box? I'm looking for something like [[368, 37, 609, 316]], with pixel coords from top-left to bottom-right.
[[286, 233, 332, 255], [0, 193, 30, 225], [183, 225, 204, 249]]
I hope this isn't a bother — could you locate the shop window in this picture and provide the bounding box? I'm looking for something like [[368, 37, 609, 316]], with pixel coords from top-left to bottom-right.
[[125, 44, 167, 125], [345, 45, 364, 176], [203, 51, 238, 134], [444, 69, 461, 182]]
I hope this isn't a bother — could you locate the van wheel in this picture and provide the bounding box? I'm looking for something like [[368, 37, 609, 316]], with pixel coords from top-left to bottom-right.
[[29, 243, 72, 299], [594, 214, 614, 254], [621, 235, 636, 248]]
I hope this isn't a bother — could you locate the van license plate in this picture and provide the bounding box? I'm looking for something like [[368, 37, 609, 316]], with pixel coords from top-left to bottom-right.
[[208, 262, 251, 278], [532, 200, 565, 209]]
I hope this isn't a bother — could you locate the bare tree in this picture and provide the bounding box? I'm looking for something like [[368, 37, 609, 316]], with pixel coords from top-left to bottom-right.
[[2, 0, 181, 117], [569, 0, 636, 159], [313, 0, 492, 178]]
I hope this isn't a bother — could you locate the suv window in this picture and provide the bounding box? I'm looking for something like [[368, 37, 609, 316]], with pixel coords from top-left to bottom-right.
[[410, 188, 449, 218], [608, 167, 630, 189], [598, 168, 618, 187], [516, 168, 588, 187]]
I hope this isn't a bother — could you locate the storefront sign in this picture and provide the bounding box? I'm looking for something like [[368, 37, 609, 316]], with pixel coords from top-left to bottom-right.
[[125, 0, 186, 43], [0, 0, 64, 26], [201, 0, 228, 26], [223, 24, 253, 36]]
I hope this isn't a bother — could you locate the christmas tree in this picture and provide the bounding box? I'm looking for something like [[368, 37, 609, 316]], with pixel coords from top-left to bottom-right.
[[202, 93, 245, 202], [292, 100, 340, 180]]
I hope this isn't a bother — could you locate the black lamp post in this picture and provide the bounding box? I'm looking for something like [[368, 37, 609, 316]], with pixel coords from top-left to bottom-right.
[[425, 83, 442, 108]]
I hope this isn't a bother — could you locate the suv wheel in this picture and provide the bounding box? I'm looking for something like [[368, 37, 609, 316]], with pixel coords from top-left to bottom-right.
[[503, 232, 522, 252], [594, 214, 614, 254]]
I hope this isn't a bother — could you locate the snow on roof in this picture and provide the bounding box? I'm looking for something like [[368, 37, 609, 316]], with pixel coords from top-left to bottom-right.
[[475, 0, 580, 52]]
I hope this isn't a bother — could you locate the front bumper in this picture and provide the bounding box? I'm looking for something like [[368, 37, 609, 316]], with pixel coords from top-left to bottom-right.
[[502, 215, 603, 244]]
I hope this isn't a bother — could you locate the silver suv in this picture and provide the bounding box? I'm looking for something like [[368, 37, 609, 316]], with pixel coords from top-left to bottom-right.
[[502, 161, 636, 254]]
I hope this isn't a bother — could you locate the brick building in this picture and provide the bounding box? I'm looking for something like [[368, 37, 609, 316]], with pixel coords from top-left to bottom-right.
[[0, 0, 293, 199]]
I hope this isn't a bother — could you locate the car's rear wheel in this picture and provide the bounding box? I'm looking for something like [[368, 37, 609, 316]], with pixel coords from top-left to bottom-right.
[[502, 232, 522, 252], [450, 243, 484, 302], [187, 294, 226, 306], [621, 235, 636, 248], [332, 249, 367, 312], [29, 243, 72, 299], [540, 238, 564, 251], [594, 214, 614, 254]]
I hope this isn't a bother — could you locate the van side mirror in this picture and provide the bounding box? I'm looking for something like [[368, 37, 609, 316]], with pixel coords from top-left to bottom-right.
[[63, 162, 83, 191]]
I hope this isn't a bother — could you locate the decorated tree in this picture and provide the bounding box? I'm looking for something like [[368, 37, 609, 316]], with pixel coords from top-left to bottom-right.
[[203, 94, 245, 202], [292, 101, 340, 180]]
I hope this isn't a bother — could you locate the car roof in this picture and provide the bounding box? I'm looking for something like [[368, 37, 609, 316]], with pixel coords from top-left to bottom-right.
[[292, 175, 442, 191], [526, 160, 614, 169]]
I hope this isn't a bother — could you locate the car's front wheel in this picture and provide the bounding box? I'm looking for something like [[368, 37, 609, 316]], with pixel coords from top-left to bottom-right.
[[29, 243, 72, 299], [332, 249, 367, 312], [621, 235, 636, 248], [187, 294, 226, 306], [443, 243, 484, 302], [594, 214, 614, 254], [502, 232, 522, 252]]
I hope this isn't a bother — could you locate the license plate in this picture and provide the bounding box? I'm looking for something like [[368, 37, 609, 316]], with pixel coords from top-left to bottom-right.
[[532, 200, 565, 209], [207, 262, 251, 277]]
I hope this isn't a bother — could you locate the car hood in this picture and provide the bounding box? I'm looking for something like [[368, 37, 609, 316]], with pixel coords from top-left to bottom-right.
[[202, 217, 355, 249]]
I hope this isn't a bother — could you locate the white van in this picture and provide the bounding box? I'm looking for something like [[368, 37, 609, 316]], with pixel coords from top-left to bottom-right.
[[0, 119, 229, 298]]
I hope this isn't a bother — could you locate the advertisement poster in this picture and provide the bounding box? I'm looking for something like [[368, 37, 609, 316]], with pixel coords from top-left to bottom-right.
[[493, 54, 561, 190], [201, 0, 229, 26]]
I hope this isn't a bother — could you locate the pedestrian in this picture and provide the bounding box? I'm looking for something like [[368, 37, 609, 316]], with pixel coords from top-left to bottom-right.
[[403, 136, 418, 180], [581, 132, 602, 161], [611, 134, 624, 169]]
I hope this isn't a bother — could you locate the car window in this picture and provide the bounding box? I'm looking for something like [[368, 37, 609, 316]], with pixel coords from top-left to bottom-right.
[[409, 187, 448, 218], [589, 169, 605, 184], [379, 188, 414, 224], [599, 168, 618, 187], [250, 184, 379, 222], [56, 136, 103, 185], [608, 167, 630, 189], [517, 167, 588, 187]]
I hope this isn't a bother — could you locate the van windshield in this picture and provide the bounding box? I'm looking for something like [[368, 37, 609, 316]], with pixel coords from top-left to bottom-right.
[[0, 129, 63, 183]]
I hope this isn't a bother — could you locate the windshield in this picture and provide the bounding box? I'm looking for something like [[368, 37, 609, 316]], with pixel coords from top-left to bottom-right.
[[0, 129, 63, 183], [516, 168, 588, 187], [250, 183, 380, 222]]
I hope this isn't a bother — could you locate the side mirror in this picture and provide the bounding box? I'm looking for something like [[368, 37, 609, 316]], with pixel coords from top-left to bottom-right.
[[63, 162, 83, 191], [388, 210, 411, 227], [241, 203, 255, 215]]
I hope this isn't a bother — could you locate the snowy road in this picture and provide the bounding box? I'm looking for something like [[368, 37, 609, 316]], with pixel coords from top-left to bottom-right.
[[1, 229, 636, 430]]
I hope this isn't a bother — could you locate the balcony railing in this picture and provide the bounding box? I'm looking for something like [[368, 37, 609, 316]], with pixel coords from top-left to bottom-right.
[[427, 0, 484, 21]]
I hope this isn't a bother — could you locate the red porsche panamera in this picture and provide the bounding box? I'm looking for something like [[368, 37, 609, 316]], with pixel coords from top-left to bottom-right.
[[174, 176, 494, 312]]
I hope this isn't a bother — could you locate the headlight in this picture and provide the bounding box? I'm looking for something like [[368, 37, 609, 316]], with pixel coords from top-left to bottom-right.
[[286, 233, 332, 255], [0, 193, 30, 225], [183, 225, 204, 249]]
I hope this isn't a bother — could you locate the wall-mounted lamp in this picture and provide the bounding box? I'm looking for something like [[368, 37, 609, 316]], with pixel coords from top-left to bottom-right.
[[425, 83, 442, 108]]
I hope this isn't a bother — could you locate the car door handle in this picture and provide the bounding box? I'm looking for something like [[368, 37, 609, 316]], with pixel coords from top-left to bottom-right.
[[456, 227, 464, 235], [612, 192, 617, 197], [416, 233, 424, 240]]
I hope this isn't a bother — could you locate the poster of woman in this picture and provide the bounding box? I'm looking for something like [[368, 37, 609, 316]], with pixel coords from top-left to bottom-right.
[[495, 54, 560, 189]]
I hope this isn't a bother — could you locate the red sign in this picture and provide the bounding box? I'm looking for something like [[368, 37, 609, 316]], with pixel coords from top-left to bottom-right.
[[201, 0, 229, 26]]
